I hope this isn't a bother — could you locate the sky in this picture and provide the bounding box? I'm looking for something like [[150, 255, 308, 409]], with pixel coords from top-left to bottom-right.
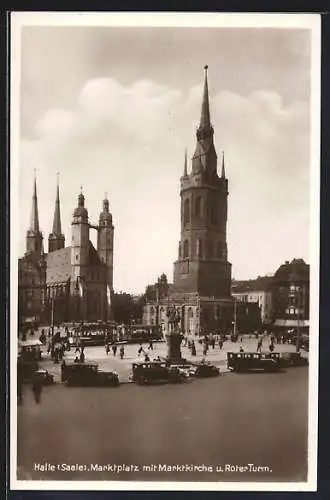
[[16, 20, 313, 294]]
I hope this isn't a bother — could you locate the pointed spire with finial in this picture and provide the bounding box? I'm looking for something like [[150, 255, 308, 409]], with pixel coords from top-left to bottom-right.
[[221, 151, 226, 178], [183, 148, 188, 176], [52, 172, 62, 235], [30, 169, 40, 233], [199, 64, 211, 130]]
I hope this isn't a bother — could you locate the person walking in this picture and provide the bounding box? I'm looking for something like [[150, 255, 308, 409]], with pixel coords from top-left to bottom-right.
[[79, 347, 85, 363], [112, 344, 117, 356], [32, 375, 42, 404], [120, 345, 125, 360], [105, 343, 110, 356], [257, 339, 262, 353], [191, 341, 197, 356], [148, 340, 153, 350], [138, 344, 143, 357]]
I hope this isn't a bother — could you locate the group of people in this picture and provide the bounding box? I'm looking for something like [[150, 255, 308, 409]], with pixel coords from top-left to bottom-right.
[[105, 342, 125, 360]]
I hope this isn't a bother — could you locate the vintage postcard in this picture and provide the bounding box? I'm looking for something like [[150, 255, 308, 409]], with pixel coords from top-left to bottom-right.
[[10, 12, 320, 492]]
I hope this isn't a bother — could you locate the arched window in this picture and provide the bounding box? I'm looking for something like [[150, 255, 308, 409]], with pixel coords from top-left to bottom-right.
[[195, 196, 202, 217], [196, 239, 203, 258], [183, 239, 189, 259], [188, 307, 194, 318], [150, 306, 155, 315], [183, 198, 190, 225]]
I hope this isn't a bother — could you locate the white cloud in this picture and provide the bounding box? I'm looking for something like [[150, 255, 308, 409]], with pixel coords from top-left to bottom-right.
[[18, 77, 310, 292]]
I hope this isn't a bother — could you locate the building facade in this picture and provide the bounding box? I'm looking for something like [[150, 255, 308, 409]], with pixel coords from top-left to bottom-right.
[[18, 177, 114, 328], [271, 258, 310, 335], [231, 277, 273, 325], [144, 66, 234, 335]]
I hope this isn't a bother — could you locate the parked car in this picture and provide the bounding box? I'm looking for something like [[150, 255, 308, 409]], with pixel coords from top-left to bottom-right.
[[63, 362, 119, 387], [193, 362, 220, 378], [279, 352, 308, 368], [130, 361, 186, 385]]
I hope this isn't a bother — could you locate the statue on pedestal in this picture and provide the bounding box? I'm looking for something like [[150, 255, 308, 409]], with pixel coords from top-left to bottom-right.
[[166, 306, 183, 362]]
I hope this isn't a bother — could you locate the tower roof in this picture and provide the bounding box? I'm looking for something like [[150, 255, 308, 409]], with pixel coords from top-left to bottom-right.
[[51, 175, 63, 236], [29, 173, 40, 233], [221, 151, 226, 178], [73, 188, 88, 218], [199, 65, 211, 131], [99, 193, 113, 223], [183, 148, 188, 176]]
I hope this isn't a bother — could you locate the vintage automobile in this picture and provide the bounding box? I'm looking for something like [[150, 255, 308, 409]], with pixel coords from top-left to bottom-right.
[[227, 352, 281, 373], [63, 362, 119, 387], [34, 368, 55, 385], [130, 361, 187, 385], [279, 352, 308, 368], [192, 361, 220, 378]]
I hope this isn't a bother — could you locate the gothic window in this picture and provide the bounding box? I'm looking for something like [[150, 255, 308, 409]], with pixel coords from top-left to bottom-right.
[[183, 239, 189, 259], [184, 198, 190, 225], [195, 196, 202, 217]]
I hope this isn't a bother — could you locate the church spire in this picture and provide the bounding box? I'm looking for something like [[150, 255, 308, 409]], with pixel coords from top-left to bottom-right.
[[199, 65, 211, 131], [48, 173, 65, 253], [183, 148, 188, 176], [26, 171, 43, 255], [221, 151, 226, 178], [52, 173, 62, 235], [30, 171, 40, 233]]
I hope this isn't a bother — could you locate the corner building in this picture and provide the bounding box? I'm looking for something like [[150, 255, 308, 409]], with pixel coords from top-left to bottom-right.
[[144, 67, 233, 334]]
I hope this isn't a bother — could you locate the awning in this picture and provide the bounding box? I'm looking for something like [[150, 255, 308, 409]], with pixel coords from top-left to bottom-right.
[[18, 339, 42, 347], [273, 319, 309, 327]]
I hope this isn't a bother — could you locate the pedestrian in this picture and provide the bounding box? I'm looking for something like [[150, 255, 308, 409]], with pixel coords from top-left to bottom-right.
[[148, 340, 153, 350], [79, 347, 85, 363], [239, 345, 244, 353], [120, 345, 125, 360], [106, 343, 110, 356], [144, 353, 150, 362], [74, 356, 79, 363], [257, 339, 262, 353], [269, 342, 274, 353], [32, 375, 42, 403], [203, 344, 207, 356], [138, 344, 143, 356], [191, 342, 196, 356], [219, 339, 223, 350], [113, 344, 117, 356]]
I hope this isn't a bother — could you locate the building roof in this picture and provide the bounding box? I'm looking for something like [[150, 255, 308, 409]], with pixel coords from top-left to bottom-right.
[[46, 247, 71, 284], [232, 276, 273, 293], [46, 241, 104, 284], [273, 258, 309, 283]]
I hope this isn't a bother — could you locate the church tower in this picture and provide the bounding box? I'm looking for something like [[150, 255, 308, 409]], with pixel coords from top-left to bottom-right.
[[26, 173, 43, 255], [97, 194, 114, 292], [48, 176, 65, 253], [71, 189, 90, 285], [173, 66, 232, 298]]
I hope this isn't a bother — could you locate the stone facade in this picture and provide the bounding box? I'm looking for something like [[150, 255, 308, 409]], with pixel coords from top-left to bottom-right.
[[18, 178, 114, 327], [144, 66, 234, 335]]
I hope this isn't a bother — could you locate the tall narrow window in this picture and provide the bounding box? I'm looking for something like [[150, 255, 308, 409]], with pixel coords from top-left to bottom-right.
[[183, 239, 189, 259], [184, 198, 190, 225], [195, 196, 202, 217]]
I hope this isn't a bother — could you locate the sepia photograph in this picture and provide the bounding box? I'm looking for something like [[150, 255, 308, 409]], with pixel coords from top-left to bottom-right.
[[10, 12, 320, 491]]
